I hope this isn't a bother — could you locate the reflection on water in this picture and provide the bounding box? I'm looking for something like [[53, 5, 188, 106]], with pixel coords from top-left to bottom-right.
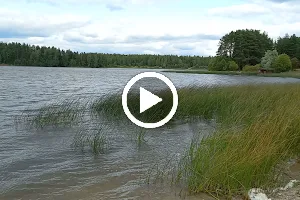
[[1, 66, 300, 200]]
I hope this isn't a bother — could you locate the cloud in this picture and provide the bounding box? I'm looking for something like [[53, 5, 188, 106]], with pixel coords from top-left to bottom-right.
[[1, 0, 300, 56], [25, 0, 171, 6], [207, 0, 300, 27], [73, 41, 215, 56], [106, 4, 124, 11], [0, 29, 48, 38], [208, 4, 268, 17], [26, 0, 58, 6], [266, 0, 296, 2], [0, 8, 90, 38], [62, 33, 220, 46], [59, 32, 218, 56], [172, 44, 195, 51], [125, 34, 220, 44]]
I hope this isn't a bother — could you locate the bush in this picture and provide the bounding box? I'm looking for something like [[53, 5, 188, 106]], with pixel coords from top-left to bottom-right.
[[208, 58, 216, 71], [217, 59, 227, 71], [261, 50, 278, 69], [272, 54, 292, 72], [228, 61, 239, 71], [255, 64, 261, 69], [242, 64, 260, 72], [291, 57, 300, 70], [208, 56, 229, 71]]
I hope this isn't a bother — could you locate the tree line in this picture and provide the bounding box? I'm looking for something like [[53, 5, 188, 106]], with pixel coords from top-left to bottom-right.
[[1, 30, 300, 70], [0, 42, 212, 69], [211, 29, 300, 71]]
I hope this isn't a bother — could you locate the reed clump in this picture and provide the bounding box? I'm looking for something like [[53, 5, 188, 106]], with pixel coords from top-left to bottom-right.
[[18, 100, 85, 129], [95, 83, 300, 198], [91, 90, 173, 123], [174, 84, 300, 198], [72, 128, 108, 155], [16, 83, 300, 198]]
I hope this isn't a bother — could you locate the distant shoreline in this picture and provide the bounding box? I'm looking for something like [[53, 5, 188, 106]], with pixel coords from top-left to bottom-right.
[[0, 65, 196, 71], [163, 69, 300, 79]]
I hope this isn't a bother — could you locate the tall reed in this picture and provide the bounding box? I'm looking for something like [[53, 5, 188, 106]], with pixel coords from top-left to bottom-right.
[[72, 128, 108, 155], [17, 99, 85, 129], [95, 84, 300, 198]]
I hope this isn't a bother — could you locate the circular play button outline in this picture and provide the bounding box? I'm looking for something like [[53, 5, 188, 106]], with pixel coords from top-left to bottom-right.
[[122, 72, 178, 129]]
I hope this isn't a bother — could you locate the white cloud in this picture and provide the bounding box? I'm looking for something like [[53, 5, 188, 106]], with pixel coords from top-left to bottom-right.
[[26, 0, 172, 6], [208, 3, 268, 16], [1, 0, 300, 56], [0, 8, 90, 38]]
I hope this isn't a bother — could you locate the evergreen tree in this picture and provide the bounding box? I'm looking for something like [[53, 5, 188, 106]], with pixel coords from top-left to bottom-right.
[[276, 34, 300, 60], [0, 42, 213, 68], [217, 29, 273, 68]]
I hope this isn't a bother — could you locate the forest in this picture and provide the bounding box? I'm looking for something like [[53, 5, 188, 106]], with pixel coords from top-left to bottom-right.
[[213, 30, 300, 72], [1, 30, 300, 70], [0, 42, 211, 69]]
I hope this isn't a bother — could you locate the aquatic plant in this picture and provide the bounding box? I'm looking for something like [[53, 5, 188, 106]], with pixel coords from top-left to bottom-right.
[[91, 89, 174, 124], [15, 83, 300, 198], [97, 84, 300, 198], [72, 128, 108, 155], [134, 128, 146, 147], [17, 99, 86, 129]]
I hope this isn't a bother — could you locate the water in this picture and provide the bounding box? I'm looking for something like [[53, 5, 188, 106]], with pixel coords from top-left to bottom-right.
[[1, 66, 300, 200]]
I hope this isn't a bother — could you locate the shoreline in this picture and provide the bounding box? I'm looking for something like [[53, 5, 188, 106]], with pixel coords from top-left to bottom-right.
[[0, 65, 192, 70], [163, 69, 300, 79], [4, 65, 300, 79], [87, 84, 300, 199]]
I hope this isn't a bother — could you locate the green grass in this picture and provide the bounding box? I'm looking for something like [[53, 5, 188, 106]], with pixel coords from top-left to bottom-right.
[[17, 100, 86, 129], [163, 69, 257, 76], [260, 70, 300, 78], [95, 84, 300, 198], [91, 90, 174, 123], [72, 128, 108, 155], [134, 128, 146, 147], [164, 69, 300, 79], [176, 85, 300, 198], [17, 83, 300, 198]]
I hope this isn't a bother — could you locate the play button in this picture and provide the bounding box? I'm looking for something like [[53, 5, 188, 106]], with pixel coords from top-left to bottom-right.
[[140, 87, 162, 113], [122, 72, 178, 129]]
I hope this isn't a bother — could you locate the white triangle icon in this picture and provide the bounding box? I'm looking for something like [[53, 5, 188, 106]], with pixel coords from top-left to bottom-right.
[[140, 87, 162, 113]]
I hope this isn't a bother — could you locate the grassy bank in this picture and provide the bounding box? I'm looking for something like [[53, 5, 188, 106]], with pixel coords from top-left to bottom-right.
[[259, 70, 300, 78], [164, 69, 300, 79], [19, 84, 300, 198], [94, 84, 300, 198], [177, 85, 300, 198]]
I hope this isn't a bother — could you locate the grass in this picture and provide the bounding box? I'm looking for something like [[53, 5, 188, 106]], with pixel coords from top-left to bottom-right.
[[134, 128, 147, 147], [17, 100, 86, 129], [175, 84, 300, 198], [164, 69, 300, 79], [163, 69, 257, 76], [91, 90, 174, 123], [72, 127, 108, 155], [16, 82, 300, 198], [94, 84, 300, 198], [260, 70, 300, 78]]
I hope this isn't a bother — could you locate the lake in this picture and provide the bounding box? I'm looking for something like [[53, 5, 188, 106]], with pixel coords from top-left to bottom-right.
[[1, 66, 300, 200]]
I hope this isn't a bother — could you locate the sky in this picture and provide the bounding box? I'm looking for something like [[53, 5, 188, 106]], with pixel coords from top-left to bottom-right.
[[0, 0, 300, 56]]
